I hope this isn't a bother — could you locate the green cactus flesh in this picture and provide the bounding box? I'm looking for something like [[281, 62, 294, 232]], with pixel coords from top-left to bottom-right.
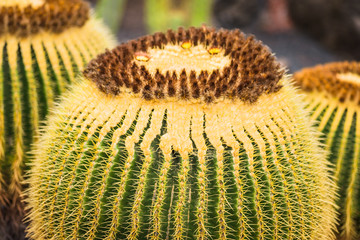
[[0, 1, 115, 238], [27, 28, 337, 240], [294, 62, 360, 240]]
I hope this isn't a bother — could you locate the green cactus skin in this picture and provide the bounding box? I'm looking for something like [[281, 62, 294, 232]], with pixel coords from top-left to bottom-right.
[[294, 62, 360, 240], [27, 28, 337, 240], [0, 1, 116, 239]]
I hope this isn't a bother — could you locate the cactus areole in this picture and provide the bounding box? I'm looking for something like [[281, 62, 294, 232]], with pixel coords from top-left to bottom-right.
[[0, 0, 90, 37], [294, 62, 360, 240], [84, 27, 283, 103], [0, 0, 115, 239], [27, 27, 337, 240]]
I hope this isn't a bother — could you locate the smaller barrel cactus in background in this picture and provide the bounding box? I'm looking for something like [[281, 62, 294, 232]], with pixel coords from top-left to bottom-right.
[[0, 0, 115, 239], [294, 62, 360, 240], [27, 27, 337, 239]]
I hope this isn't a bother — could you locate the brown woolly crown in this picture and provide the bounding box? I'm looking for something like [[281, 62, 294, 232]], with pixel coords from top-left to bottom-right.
[[294, 61, 360, 103], [84, 26, 284, 103], [0, 0, 89, 37]]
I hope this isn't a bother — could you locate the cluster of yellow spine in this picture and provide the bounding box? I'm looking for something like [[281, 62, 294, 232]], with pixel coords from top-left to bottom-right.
[[0, 0, 44, 7], [0, 17, 115, 239], [27, 78, 337, 240], [293, 62, 360, 240], [302, 89, 360, 240]]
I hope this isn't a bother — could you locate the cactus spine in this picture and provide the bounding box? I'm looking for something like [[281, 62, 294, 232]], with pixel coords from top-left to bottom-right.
[[0, 0, 115, 239], [27, 27, 337, 239], [294, 62, 360, 240]]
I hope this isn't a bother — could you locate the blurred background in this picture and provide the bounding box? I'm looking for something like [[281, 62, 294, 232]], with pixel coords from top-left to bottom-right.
[[86, 0, 360, 72]]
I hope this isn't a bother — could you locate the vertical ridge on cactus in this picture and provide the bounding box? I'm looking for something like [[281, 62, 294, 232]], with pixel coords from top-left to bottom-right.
[[27, 27, 337, 240], [0, 0, 116, 239], [294, 61, 360, 240]]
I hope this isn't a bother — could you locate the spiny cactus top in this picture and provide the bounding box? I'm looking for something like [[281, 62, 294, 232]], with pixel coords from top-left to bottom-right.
[[0, 0, 115, 239], [27, 27, 336, 240], [294, 61, 360, 240], [295, 62, 360, 103], [84, 27, 283, 103], [0, 0, 89, 37]]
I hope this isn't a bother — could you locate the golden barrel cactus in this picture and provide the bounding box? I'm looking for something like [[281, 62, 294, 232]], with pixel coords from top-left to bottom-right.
[[0, 0, 115, 238], [27, 27, 336, 239], [294, 62, 360, 240]]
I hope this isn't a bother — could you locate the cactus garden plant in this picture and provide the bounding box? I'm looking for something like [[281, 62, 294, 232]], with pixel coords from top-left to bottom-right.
[[0, 0, 115, 238], [27, 27, 337, 239], [294, 62, 360, 240]]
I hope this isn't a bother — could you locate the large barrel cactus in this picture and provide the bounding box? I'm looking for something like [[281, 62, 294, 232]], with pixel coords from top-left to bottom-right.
[[27, 27, 337, 239], [0, 0, 115, 238], [294, 62, 360, 240]]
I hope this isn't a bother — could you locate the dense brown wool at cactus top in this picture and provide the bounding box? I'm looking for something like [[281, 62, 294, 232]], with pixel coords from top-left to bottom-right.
[[294, 62, 360, 240], [295, 62, 360, 102], [84, 26, 283, 103], [27, 27, 337, 240], [0, 0, 115, 239], [0, 0, 89, 37]]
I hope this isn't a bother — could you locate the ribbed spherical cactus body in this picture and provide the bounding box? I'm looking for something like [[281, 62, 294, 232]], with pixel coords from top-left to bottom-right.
[[0, 0, 115, 238], [28, 27, 337, 239], [294, 62, 360, 240]]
